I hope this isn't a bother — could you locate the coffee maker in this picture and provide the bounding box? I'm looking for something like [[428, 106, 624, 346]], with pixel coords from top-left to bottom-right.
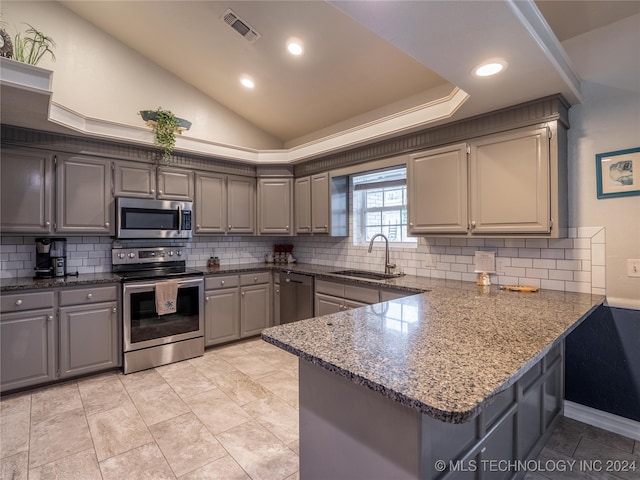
[[34, 238, 67, 279]]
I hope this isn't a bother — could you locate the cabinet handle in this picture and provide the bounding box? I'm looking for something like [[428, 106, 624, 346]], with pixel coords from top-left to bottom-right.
[[228, 225, 232, 230], [470, 221, 476, 229], [285, 225, 289, 229], [324, 224, 328, 229], [221, 280, 225, 285], [105, 222, 110, 227], [206, 296, 209, 302], [409, 222, 414, 227], [15, 299, 23, 306], [112, 307, 116, 313], [47, 315, 53, 321], [197, 224, 201, 229], [276, 288, 280, 294], [159, 190, 163, 195], [45, 221, 50, 227], [242, 291, 246, 297], [307, 225, 311, 230], [254, 277, 258, 282], [87, 293, 93, 299], [151, 189, 155, 194]]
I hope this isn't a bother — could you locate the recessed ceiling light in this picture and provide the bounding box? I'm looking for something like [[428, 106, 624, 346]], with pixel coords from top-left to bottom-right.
[[240, 75, 255, 89], [287, 38, 303, 56], [473, 59, 508, 77]]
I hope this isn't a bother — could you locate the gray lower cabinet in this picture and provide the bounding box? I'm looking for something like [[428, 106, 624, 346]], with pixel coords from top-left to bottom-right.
[[204, 275, 241, 346], [315, 279, 379, 315], [273, 273, 281, 325], [58, 285, 119, 378], [240, 273, 271, 337], [0, 290, 57, 392]]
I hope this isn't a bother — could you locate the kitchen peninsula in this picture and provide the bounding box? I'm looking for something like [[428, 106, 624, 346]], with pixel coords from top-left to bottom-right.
[[262, 280, 604, 480]]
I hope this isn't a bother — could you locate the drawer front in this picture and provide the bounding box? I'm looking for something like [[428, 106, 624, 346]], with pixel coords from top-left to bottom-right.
[[1, 291, 55, 313], [344, 284, 379, 304], [316, 279, 344, 297], [240, 272, 271, 286], [205, 275, 239, 290], [59, 285, 118, 306]]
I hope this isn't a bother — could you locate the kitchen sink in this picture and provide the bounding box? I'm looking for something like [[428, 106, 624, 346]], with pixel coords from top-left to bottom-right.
[[330, 269, 405, 280]]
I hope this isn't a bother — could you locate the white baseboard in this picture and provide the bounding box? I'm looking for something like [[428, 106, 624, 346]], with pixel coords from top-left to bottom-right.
[[564, 400, 640, 440]]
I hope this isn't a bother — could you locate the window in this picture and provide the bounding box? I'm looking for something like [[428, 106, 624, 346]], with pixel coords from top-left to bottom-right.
[[352, 166, 416, 246]]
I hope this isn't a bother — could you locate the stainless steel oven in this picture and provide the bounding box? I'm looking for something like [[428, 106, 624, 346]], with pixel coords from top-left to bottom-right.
[[113, 247, 204, 374]]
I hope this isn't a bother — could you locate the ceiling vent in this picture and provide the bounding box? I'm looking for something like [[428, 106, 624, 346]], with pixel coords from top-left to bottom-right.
[[221, 9, 261, 44]]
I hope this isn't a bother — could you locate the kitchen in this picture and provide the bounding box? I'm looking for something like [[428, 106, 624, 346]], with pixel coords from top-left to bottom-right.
[[1, 1, 639, 479]]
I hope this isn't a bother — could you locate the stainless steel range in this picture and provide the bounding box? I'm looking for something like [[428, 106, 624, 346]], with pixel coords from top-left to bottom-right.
[[112, 247, 204, 374]]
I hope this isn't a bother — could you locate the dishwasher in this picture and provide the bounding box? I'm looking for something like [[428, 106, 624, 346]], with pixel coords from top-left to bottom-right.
[[279, 271, 314, 324]]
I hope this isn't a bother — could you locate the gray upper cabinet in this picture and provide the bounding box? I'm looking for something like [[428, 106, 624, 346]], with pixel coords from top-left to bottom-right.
[[408, 143, 468, 235], [1, 148, 54, 234], [157, 167, 194, 200], [258, 178, 293, 235], [469, 126, 551, 235], [294, 176, 312, 234], [294, 172, 330, 234], [114, 162, 193, 201], [195, 172, 226, 234], [407, 124, 565, 237], [114, 161, 157, 198], [227, 175, 256, 234], [56, 155, 113, 235]]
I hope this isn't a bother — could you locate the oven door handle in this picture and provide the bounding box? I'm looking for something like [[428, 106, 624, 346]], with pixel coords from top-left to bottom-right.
[[123, 277, 203, 292]]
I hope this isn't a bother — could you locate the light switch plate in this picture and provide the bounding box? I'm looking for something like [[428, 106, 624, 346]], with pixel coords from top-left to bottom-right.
[[628, 259, 640, 277]]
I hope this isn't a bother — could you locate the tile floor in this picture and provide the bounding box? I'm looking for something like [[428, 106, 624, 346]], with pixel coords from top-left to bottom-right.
[[1, 337, 638, 480]]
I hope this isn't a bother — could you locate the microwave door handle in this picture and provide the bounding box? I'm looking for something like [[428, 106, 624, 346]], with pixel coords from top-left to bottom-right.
[[177, 205, 182, 234]]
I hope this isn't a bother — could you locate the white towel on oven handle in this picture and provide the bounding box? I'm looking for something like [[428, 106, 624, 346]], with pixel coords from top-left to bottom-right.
[[156, 280, 179, 316]]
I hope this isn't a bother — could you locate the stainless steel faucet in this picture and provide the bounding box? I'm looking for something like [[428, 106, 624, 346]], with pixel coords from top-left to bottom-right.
[[368, 233, 396, 274]]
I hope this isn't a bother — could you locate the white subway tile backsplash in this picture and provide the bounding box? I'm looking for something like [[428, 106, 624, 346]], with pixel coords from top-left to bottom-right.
[[512, 258, 533, 268], [550, 269, 574, 281], [526, 268, 549, 279], [517, 248, 542, 259], [541, 249, 565, 259], [592, 265, 606, 289]]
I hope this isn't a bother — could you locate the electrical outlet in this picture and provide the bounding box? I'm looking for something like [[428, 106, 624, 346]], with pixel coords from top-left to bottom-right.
[[628, 259, 640, 277]]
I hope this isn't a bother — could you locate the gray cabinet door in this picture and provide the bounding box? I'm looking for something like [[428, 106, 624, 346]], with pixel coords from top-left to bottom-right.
[[157, 167, 194, 201], [315, 293, 343, 316], [59, 301, 118, 378], [227, 176, 255, 234], [273, 280, 281, 326], [469, 126, 550, 234], [205, 287, 240, 346], [56, 155, 113, 234], [258, 178, 293, 235], [240, 283, 271, 336], [114, 162, 156, 198], [195, 172, 227, 234], [1, 148, 53, 233], [295, 176, 312, 234], [1, 309, 56, 392], [408, 143, 468, 234], [311, 173, 330, 233]]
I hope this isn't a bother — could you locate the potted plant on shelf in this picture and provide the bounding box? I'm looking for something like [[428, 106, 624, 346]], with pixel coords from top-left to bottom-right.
[[12, 23, 56, 65], [139, 108, 191, 165]]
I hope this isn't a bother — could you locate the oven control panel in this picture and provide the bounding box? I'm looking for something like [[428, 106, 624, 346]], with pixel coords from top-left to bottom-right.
[[112, 247, 184, 265]]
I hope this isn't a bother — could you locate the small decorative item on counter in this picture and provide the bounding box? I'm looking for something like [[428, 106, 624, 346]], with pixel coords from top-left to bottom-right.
[[477, 272, 491, 286], [265, 253, 274, 263], [207, 256, 220, 268], [286, 253, 296, 264], [499, 285, 539, 293], [273, 244, 294, 264]]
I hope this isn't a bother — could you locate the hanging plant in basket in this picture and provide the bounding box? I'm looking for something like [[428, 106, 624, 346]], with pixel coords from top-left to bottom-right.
[[139, 108, 191, 164]]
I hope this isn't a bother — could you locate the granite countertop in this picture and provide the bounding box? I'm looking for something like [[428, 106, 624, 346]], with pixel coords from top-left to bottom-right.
[[0, 272, 122, 291], [262, 280, 604, 424]]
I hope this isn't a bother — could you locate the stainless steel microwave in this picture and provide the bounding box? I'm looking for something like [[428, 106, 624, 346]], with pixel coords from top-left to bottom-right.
[[116, 197, 193, 239]]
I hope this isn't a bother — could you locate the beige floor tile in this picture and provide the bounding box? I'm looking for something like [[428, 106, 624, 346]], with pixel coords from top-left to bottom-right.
[[157, 364, 216, 399], [1, 451, 28, 480], [128, 382, 190, 426], [184, 389, 250, 435], [87, 400, 153, 461], [211, 340, 259, 360], [536, 447, 603, 480], [242, 392, 299, 445], [230, 354, 279, 378], [259, 349, 299, 372], [178, 454, 250, 480], [582, 424, 636, 454], [284, 472, 300, 480], [573, 437, 640, 480], [217, 421, 298, 480], [30, 382, 83, 425], [288, 439, 300, 455], [0, 410, 30, 459], [255, 370, 299, 408], [210, 369, 268, 406], [119, 368, 167, 394], [149, 412, 226, 477], [29, 448, 101, 480], [99, 443, 175, 480], [191, 356, 240, 380], [29, 407, 92, 469], [77, 373, 130, 416], [0, 392, 31, 418]]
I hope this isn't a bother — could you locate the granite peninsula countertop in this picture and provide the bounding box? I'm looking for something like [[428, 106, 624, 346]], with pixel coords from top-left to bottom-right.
[[262, 280, 604, 424]]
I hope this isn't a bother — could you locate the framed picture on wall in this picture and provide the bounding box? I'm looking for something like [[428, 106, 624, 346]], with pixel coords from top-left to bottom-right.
[[596, 147, 640, 199]]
